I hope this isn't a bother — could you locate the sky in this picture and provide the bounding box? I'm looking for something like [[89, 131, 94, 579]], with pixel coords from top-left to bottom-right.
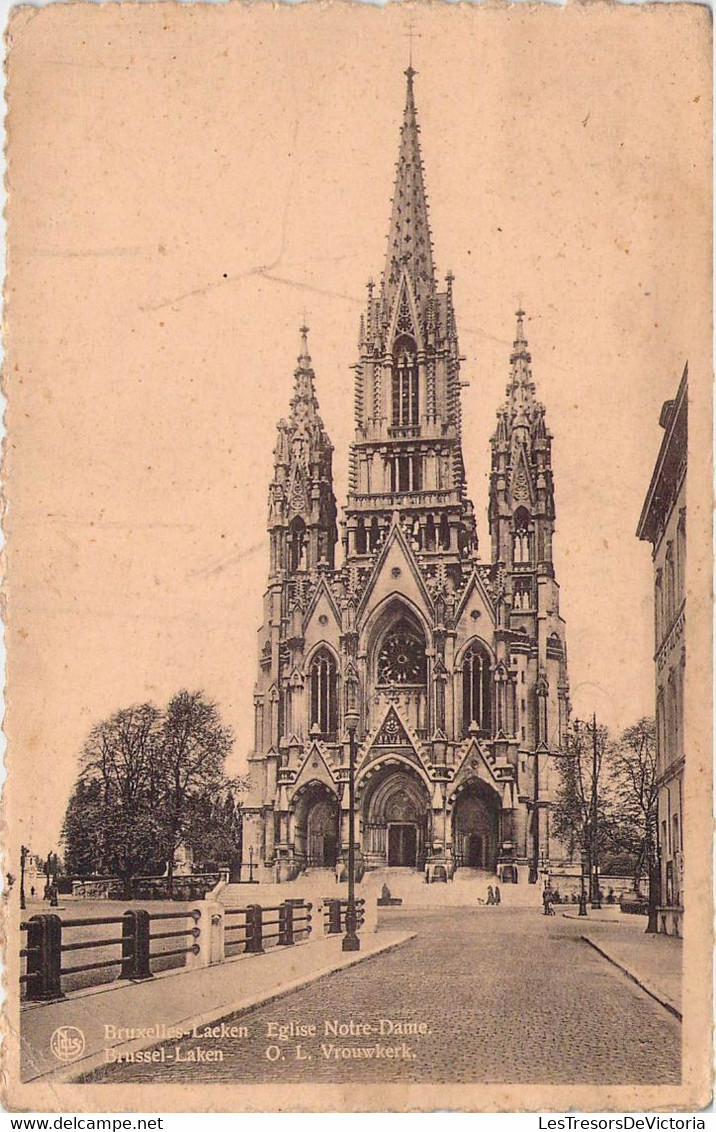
[[5, 3, 711, 853]]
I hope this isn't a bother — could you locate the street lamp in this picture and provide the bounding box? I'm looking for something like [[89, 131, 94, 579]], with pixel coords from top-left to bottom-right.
[[342, 666, 360, 953], [20, 845, 28, 911], [573, 715, 602, 910], [579, 847, 588, 916]]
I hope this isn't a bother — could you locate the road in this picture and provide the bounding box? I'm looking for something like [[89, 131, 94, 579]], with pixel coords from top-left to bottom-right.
[[82, 907, 681, 1085]]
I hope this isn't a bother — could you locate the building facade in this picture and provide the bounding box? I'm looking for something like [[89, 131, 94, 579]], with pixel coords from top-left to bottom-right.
[[244, 70, 571, 884], [637, 365, 687, 935]]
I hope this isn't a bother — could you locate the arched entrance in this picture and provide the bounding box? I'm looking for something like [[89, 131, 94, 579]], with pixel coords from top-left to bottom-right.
[[360, 764, 430, 870], [451, 779, 501, 872], [292, 783, 339, 869]]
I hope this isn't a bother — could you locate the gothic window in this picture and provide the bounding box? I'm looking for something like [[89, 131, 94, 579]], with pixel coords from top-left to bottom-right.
[[462, 643, 492, 735], [513, 508, 532, 564], [439, 514, 450, 551], [665, 543, 675, 625], [369, 516, 381, 551], [391, 453, 422, 493], [425, 515, 436, 551], [391, 336, 419, 427], [289, 517, 307, 572], [355, 518, 366, 554], [676, 511, 686, 604], [377, 621, 427, 685], [309, 649, 338, 738], [655, 569, 663, 640]]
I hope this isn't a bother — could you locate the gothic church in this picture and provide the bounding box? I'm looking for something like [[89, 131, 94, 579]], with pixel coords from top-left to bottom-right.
[[244, 69, 570, 884]]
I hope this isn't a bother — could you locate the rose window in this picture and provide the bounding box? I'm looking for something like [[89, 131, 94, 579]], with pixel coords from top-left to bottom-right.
[[377, 626, 427, 685]]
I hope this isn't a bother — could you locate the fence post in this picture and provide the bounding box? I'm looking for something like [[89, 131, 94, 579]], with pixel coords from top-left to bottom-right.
[[120, 910, 153, 980], [25, 914, 64, 1001], [245, 904, 264, 953], [325, 898, 342, 935], [278, 902, 294, 947]]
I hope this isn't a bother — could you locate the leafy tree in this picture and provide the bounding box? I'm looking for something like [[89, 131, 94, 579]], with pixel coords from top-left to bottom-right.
[[552, 716, 658, 896], [62, 693, 239, 896], [65, 703, 165, 897], [183, 780, 248, 871], [157, 691, 234, 896], [62, 778, 105, 877], [551, 720, 614, 900], [608, 718, 657, 894]]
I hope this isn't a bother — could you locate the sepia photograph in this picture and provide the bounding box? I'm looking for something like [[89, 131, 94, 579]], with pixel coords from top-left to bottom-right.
[[3, 2, 712, 1113]]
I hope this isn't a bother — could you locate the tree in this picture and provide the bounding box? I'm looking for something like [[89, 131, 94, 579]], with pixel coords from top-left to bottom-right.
[[551, 719, 613, 901], [183, 779, 248, 871], [608, 718, 657, 895], [156, 691, 234, 896], [62, 693, 238, 897], [65, 703, 165, 897]]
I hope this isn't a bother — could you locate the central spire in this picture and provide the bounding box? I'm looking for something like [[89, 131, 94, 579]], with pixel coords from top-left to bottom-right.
[[383, 67, 435, 311]]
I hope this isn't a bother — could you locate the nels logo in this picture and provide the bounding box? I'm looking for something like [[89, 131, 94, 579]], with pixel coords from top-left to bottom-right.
[[50, 1026, 86, 1062]]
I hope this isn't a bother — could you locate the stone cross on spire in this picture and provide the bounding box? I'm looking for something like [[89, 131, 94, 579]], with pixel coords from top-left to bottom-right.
[[383, 67, 435, 311], [507, 308, 537, 422]]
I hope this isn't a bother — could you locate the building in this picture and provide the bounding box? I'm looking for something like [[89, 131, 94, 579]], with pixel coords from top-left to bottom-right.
[[637, 365, 687, 935], [243, 69, 571, 884]]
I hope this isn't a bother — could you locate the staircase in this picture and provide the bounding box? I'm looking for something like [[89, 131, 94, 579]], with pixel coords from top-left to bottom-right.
[[214, 866, 544, 914], [368, 866, 544, 907]]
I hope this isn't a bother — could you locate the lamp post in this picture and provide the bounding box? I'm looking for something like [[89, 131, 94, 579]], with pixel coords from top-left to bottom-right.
[[579, 847, 588, 916], [342, 667, 360, 953], [570, 715, 602, 910], [20, 845, 28, 911]]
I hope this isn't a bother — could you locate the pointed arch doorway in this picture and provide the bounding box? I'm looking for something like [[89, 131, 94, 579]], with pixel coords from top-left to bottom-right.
[[361, 764, 430, 870]]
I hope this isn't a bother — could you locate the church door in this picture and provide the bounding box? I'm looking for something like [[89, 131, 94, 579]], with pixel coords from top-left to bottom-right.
[[388, 823, 417, 867], [467, 833, 483, 868]]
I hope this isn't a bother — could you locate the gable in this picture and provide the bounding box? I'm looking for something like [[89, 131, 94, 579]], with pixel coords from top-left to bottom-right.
[[509, 444, 535, 507], [290, 740, 336, 798], [303, 580, 342, 651], [357, 523, 433, 625], [450, 737, 502, 795], [454, 570, 496, 653]]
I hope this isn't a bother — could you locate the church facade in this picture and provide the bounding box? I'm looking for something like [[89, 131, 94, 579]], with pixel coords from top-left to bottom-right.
[[243, 70, 571, 884]]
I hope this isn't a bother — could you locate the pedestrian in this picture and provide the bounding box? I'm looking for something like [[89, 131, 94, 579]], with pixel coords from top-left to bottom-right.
[[30, 885, 35, 898], [494, 884, 501, 905], [335, 858, 343, 885], [542, 886, 555, 916], [486, 885, 495, 905]]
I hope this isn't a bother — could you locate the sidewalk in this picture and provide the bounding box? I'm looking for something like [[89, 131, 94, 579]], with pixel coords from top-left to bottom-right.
[[20, 929, 414, 1084], [580, 920, 682, 1019]]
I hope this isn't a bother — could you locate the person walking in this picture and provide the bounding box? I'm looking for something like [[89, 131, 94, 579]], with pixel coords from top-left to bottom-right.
[[486, 885, 495, 905], [494, 884, 501, 905], [542, 885, 555, 916]]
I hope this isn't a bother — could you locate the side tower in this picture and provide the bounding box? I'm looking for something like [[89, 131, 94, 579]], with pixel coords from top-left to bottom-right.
[[489, 311, 571, 878], [268, 326, 337, 577], [244, 330, 340, 878]]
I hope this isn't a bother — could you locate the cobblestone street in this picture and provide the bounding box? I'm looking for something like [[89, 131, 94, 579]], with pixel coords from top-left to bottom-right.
[[84, 908, 681, 1086]]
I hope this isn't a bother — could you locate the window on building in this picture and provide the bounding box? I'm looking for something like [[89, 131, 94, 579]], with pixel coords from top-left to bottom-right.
[[665, 543, 675, 625], [309, 649, 338, 738], [462, 643, 492, 735], [355, 518, 367, 555], [289, 517, 307, 572], [377, 620, 427, 685], [391, 336, 419, 427], [513, 508, 532, 564]]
